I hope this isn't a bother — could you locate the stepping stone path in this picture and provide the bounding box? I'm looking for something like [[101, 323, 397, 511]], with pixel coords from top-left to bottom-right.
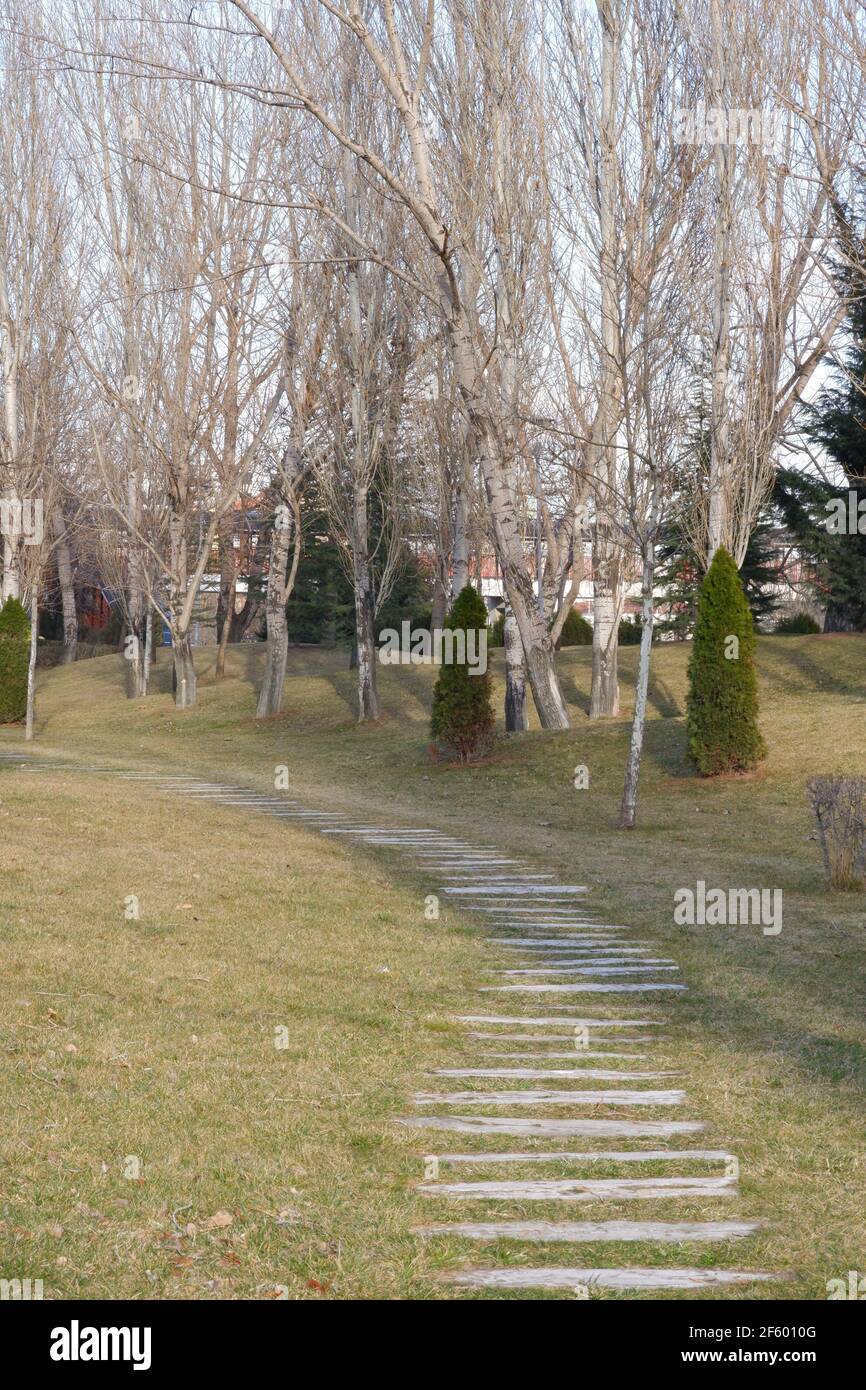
[[0, 750, 779, 1297]]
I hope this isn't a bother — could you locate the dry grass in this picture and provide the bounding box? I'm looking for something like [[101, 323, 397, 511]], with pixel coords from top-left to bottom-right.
[[2, 632, 865, 1299], [0, 770, 486, 1299]]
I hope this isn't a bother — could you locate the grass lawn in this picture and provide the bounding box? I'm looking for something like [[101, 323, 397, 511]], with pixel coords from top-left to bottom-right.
[[0, 766, 487, 1299], [1, 632, 865, 1299]]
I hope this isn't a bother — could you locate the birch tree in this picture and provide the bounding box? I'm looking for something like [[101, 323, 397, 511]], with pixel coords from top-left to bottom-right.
[[256, 217, 331, 718], [228, 0, 572, 729], [72, 16, 285, 707], [0, 7, 68, 607], [313, 138, 410, 722], [61, 4, 166, 696], [688, 0, 857, 567], [550, 0, 700, 716]]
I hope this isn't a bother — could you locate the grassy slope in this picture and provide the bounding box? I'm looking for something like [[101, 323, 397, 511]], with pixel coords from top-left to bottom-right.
[[2, 633, 865, 1299], [0, 768, 487, 1299]]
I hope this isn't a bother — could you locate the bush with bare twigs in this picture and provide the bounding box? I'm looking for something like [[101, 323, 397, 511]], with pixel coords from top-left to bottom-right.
[[807, 776, 866, 890]]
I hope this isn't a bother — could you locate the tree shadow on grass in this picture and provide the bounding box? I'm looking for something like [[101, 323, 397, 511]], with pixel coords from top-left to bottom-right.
[[313, 653, 446, 730], [147, 655, 174, 696], [646, 671, 683, 719], [768, 642, 866, 704], [301, 664, 357, 723], [380, 661, 438, 723], [681, 963, 866, 1102], [234, 642, 266, 692], [557, 668, 591, 717], [642, 717, 694, 779], [557, 654, 682, 722], [145, 642, 264, 697]]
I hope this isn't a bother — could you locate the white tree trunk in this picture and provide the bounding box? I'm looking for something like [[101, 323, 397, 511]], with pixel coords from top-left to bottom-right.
[[144, 607, 153, 688], [488, 34, 531, 739], [52, 506, 77, 663], [1, 293, 22, 604], [619, 541, 656, 828], [590, 0, 623, 719], [452, 476, 470, 599], [504, 605, 528, 732], [2, 533, 21, 603], [451, 418, 472, 599], [257, 504, 292, 719], [25, 585, 37, 741], [591, 573, 621, 718], [125, 476, 147, 699], [169, 509, 196, 709], [352, 482, 380, 722], [172, 633, 197, 710]]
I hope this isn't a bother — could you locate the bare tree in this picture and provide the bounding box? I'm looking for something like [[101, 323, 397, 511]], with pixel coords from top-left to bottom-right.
[[0, 6, 70, 607], [256, 218, 331, 718], [549, 0, 701, 719], [687, 0, 858, 566], [71, 15, 286, 707], [228, 0, 572, 729]]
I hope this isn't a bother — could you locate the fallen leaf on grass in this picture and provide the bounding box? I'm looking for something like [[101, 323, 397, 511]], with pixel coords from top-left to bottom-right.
[[203, 1209, 234, 1230], [276, 1207, 303, 1227]]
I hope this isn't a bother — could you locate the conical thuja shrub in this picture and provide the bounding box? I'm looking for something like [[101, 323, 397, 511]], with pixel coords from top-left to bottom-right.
[[686, 547, 766, 775], [0, 596, 30, 724], [430, 585, 494, 762]]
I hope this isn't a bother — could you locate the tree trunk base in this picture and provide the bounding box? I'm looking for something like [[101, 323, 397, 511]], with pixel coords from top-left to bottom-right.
[[504, 609, 529, 732], [172, 637, 197, 709], [125, 628, 147, 700], [257, 630, 288, 718], [523, 643, 570, 729]]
